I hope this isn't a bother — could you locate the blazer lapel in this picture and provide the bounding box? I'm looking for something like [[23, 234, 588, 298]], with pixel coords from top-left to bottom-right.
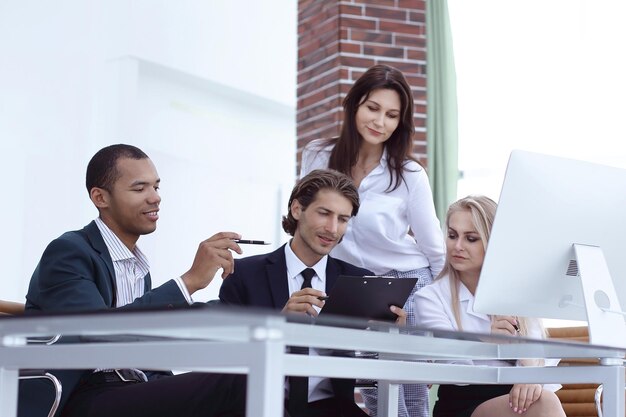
[[143, 273, 152, 292], [83, 221, 117, 305], [325, 256, 341, 292], [265, 245, 291, 309]]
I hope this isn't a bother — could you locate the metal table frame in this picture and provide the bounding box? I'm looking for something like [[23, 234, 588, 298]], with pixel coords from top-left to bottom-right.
[[1, 308, 624, 417]]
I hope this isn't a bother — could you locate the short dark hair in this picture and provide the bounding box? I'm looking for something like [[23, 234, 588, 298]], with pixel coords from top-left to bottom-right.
[[281, 169, 360, 236], [86, 144, 149, 193]]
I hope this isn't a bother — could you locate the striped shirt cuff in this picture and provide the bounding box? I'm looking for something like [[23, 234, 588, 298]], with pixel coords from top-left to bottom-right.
[[173, 276, 194, 305]]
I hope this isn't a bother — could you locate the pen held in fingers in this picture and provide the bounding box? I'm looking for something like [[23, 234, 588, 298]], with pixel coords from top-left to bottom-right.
[[512, 318, 520, 333], [233, 239, 271, 245]]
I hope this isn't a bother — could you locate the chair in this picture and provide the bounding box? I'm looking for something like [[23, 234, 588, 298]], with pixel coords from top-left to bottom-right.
[[0, 300, 25, 315], [547, 326, 600, 417], [548, 327, 626, 417], [593, 375, 626, 417], [1, 300, 62, 417]]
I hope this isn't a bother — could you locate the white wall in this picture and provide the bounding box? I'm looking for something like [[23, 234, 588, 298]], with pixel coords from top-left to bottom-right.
[[449, 0, 626, 200], [0, 0, 297, 302], [448, 0, 626, 327]]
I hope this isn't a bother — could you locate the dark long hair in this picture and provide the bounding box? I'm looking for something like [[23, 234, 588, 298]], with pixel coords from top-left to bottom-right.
[[326, 64, 417, 191]]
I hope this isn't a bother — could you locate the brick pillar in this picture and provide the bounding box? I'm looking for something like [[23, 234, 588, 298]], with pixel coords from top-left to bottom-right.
[[297, 0, 427, 172]]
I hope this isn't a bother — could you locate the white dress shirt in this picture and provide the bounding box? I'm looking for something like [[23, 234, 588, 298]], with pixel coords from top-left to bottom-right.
[[284, 242, 334, 403], [414, 275, 561, 391], [300, 139, 445, 276]]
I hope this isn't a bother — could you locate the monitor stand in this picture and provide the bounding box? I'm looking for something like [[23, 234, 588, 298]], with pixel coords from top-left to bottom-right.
[[574, 244, 626, 348]]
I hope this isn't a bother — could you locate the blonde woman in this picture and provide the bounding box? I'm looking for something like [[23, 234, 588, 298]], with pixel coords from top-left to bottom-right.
[[414, 196, 565, 417]]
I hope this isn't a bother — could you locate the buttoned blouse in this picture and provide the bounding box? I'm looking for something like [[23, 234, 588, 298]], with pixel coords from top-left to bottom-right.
[[300, 139, 445, 276]]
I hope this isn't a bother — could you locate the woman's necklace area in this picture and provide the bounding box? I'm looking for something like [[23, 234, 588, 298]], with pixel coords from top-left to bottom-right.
[[355, 159, 379, 175]]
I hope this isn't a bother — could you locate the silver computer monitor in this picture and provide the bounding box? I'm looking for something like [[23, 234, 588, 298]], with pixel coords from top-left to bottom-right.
[[474, 150, 626, 345]]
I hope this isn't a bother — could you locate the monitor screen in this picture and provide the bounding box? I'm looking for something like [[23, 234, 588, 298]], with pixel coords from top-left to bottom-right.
[[474, 150, 626, 324]]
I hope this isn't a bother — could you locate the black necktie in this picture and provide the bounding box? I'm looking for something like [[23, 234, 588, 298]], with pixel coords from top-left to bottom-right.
[[288, 268, 316, 415], [300, 267, 315, 290]]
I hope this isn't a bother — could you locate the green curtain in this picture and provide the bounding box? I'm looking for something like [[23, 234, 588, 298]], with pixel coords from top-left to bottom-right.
[[426, 0, 459, 224]]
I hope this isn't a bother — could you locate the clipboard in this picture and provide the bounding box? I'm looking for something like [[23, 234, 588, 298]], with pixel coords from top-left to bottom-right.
[[320, 275, 417, 321]]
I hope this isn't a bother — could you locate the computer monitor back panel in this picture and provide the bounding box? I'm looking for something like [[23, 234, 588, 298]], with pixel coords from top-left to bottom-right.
[[474, 150, 626, 322]]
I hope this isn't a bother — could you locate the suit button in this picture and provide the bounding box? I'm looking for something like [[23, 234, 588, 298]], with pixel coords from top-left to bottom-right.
[[167, 304, 174, 308]]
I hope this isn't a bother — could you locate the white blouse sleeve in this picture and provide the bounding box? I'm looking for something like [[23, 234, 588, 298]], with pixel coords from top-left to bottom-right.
[[414, 282, 474, 366], [527, 319, 561, 368], [414, 285, 456, 332], [405, 165, 446, 277], [299, 139, 330, 179]]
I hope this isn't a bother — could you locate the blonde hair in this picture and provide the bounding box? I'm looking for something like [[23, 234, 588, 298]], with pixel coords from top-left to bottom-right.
[[436, 196, 495, 330], [434, 195, 543, 336]]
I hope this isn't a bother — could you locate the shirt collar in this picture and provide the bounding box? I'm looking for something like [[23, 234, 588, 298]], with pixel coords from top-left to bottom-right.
[[94, 217, 149, 268], [458, 280, 472, 302], [458, 279, 490, 321], [284, 240, 327, 283]]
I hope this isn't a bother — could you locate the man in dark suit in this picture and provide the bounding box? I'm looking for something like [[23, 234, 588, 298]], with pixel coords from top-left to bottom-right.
[[219, 169, 406, 417], [24, 144, 246, 417]]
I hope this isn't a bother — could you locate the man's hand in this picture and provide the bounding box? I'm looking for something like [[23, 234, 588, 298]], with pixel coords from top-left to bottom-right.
[[281, 288, 326, 317], [509, 383, 542, 414], [181, 232, 242, 294], [390, 305, 407, 325]]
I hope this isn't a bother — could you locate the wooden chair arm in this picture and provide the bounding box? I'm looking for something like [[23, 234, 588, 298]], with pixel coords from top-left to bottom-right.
[[0, 300, 25, 315]]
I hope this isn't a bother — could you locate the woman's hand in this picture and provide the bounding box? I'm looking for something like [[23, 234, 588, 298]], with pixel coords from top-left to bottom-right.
[[491, 315, 519, 336], [509, 384, 542, 414]]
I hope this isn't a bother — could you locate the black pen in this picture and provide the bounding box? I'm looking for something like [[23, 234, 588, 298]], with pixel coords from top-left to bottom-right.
[[317, 296, 329, 301], [513, 317, 520, 333], [233, 239, 271, 245]]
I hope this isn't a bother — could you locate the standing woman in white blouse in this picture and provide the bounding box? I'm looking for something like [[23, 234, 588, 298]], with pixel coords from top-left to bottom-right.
[[300, 64, 446, 417], [414, 196, 565, 417]]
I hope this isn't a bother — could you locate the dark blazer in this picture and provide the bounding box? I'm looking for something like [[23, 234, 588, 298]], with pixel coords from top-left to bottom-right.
[[219, 244, 372, 417], [24, 221, 188, 416]]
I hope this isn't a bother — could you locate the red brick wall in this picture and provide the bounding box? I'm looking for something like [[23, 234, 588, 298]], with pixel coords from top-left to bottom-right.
[[297, 0, 427, 172]]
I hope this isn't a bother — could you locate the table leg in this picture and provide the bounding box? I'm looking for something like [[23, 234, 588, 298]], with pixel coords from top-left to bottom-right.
[[600, 366, 625, 417], [246, 340, 285, 417], [378, 380, 399, 417], [0, 368, 19, 417]]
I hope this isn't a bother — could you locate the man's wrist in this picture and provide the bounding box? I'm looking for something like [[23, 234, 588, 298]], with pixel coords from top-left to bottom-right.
[[174, 276, 194, 304]]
